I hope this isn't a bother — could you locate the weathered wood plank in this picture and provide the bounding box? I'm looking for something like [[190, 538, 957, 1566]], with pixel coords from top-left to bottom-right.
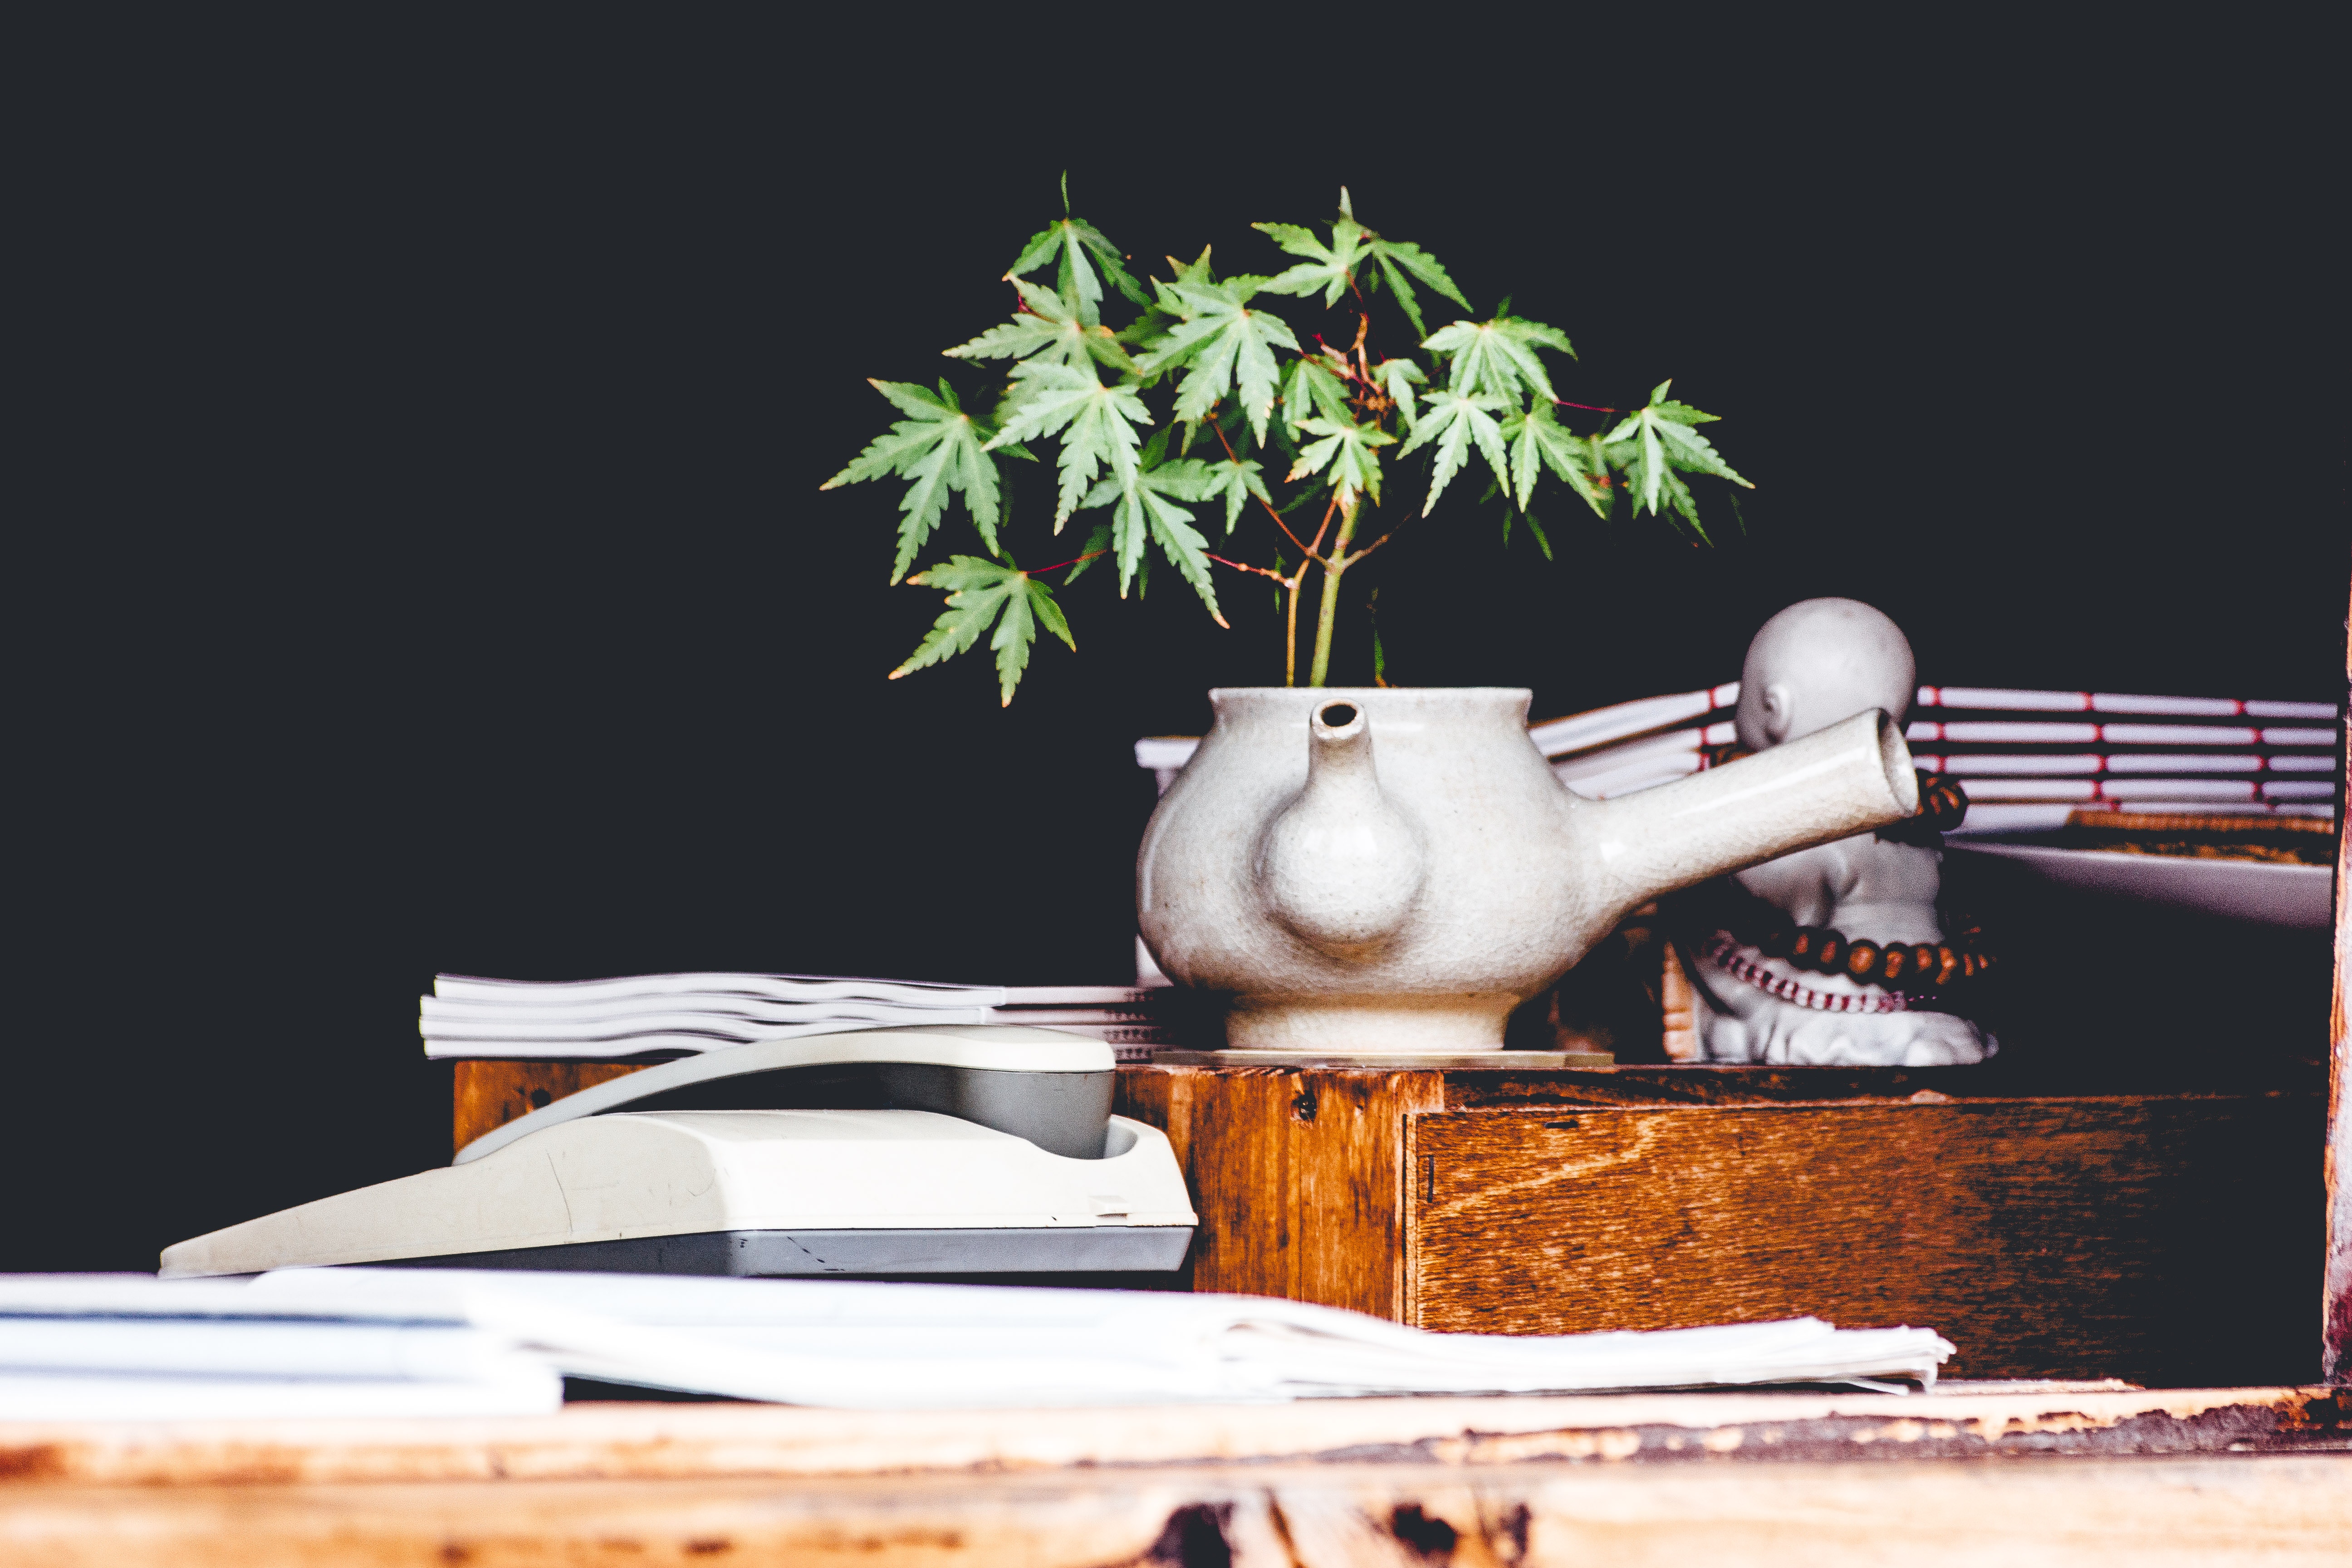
[[3, 1386, 2341, 1487], [1408, 1098, 2322, 1383], [1116, 1065, 1445, 1317], [6, 1455, 2351, 1567]]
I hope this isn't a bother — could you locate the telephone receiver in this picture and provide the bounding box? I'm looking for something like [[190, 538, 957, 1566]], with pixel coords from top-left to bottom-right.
[[456, 1024, 1120, 1165], [162, 1027, 1197, 1280]]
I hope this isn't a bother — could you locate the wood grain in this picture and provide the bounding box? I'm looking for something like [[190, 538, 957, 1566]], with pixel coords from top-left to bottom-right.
[[1407, 1097, 2323, 1383], [7, 1456, 2352, 1567], [1117, 1065, 1444, 1317], [451, 1061, 648, 1156], [4, 1386, 2341, 1488]]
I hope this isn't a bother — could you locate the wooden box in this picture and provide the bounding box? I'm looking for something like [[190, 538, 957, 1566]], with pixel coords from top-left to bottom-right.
[[1118, 1060, 2321, 1386]]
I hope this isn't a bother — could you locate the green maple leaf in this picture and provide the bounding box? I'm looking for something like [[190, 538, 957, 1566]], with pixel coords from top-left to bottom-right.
[[1257, 190, 1471, 339], [1278, 352, 1353, 436], [1125, 482, 1225, 620], [1396, 388, 1510, 517], [1364, 237, 1470, 339], [1165, 244, 1217, 284], [1062, 520, 1113, 584], [1078, 459, 1227, 617], [892, 555, 1074, 707], [946, 279, 1134, 373], [1120, 248, 1212, 380], [1006, 212, 1149, 328], [1132, 276, 1298, 446], [1501, 400, 1606, 516], [1372, 357, 1426, 427], [988, 360, 1152, 529], [1288, 415, 1395, 508], [1079, 455, 1212, 511], [1255, 213, 1367, 308], [1199, 456, 1270, 534], [1421, 316, 1575, 403], [1600, 380, 1752, 537], [822, 379, 1015, 582]]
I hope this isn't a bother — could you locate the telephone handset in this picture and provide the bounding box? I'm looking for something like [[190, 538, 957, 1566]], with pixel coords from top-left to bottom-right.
[[161, 1026, 1195, 1280], [455, 1024, 1118, 1165]]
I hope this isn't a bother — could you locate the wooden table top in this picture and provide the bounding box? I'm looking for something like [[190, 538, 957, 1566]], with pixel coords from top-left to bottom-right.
[[5, 1384, 2347, 1564]]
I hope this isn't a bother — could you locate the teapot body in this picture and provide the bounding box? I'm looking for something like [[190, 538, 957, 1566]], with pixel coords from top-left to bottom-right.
[[1137, 688, 1607, 1051]]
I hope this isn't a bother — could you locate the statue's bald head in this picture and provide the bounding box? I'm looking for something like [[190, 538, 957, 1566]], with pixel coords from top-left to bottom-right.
[[1735, 598, 1915, 751]]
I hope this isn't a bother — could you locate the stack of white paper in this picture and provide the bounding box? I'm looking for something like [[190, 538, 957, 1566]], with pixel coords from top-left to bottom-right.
[[0, 1275, 562, 1419], [0, 1270, 1953, 1419], [420, 973, 1175, 1059]]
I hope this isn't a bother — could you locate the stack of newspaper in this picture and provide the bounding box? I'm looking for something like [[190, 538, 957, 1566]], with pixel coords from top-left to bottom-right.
[[0, 1270, 1955, 1420], [420, 972, 1182, 1060]]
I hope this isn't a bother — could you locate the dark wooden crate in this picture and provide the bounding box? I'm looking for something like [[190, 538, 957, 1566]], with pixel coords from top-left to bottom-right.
[[1119, 1063, 2325, 1385]]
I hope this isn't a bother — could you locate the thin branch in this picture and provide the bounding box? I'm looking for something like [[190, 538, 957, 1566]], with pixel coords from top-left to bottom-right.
[[1554, 398, 1620, 413], [1205, 552, 1288, 583], [1304, 493, 1341, 559], [1339, 528, 1401, 566], [1026, 548, 1106, 576], [1311, 335, 1351, 381], [1214, 419, 1326, 564]]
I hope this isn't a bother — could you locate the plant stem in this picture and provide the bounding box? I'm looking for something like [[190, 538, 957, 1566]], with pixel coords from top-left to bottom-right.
[[1284, 493, 1343, 686], [1306, 504, 1360, 688]]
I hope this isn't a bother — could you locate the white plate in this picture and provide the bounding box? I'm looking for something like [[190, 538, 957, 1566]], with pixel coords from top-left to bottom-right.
[[1945, 842, 2333, 929]]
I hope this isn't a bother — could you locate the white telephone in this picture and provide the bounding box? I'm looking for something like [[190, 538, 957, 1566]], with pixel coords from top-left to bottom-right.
[[162, 1026, 1196, 1279]]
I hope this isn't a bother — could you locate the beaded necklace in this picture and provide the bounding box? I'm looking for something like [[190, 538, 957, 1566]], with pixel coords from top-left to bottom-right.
[[1681, 768, 1998, 996], [1702, 934, 1912, 1014]]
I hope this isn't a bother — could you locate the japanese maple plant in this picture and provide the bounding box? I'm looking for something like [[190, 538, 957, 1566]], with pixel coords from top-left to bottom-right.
[[824, 182, 1752, 704]]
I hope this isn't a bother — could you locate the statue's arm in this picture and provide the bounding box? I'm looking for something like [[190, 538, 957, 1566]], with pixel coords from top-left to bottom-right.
[[1731, 842, 1848, 926]]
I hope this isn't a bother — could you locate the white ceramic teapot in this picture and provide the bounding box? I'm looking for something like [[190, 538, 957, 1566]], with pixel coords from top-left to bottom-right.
[[1136, 686, 1919, 1052]]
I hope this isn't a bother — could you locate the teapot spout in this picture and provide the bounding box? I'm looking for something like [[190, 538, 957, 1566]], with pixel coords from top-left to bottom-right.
[[1255, 698, 1429, 957], [1586, 709, 1918, 911]]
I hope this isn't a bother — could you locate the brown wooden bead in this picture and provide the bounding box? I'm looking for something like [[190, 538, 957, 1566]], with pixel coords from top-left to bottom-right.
[[1912, 945, 1941, 986], [1787, 928, 1821, 965], [1845, 941, 1882, 980], [1758, 926, 1794, 959], [1879, 945, 1910, 984], [1813, 935, 1845, 973], [1934, 946, 1960, 987]]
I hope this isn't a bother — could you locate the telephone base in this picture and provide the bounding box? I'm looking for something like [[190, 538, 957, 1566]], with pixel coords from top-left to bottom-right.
[[368, 1225, 1195, 1277]]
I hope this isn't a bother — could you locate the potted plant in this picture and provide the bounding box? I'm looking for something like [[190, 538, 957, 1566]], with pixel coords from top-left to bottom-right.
[[817, 181, 1902, 1054], [823, 180, 1751, 705]]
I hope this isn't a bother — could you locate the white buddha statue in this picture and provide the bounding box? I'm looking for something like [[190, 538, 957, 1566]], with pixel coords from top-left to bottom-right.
[[1678, 598, 1997, 1067]]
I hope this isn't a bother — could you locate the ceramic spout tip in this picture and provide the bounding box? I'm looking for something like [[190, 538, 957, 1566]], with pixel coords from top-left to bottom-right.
[[1311, 699, 1367, 740]]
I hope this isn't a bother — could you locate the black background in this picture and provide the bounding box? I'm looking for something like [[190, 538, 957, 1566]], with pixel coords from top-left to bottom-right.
[[13, 14, 2342, 1271]]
